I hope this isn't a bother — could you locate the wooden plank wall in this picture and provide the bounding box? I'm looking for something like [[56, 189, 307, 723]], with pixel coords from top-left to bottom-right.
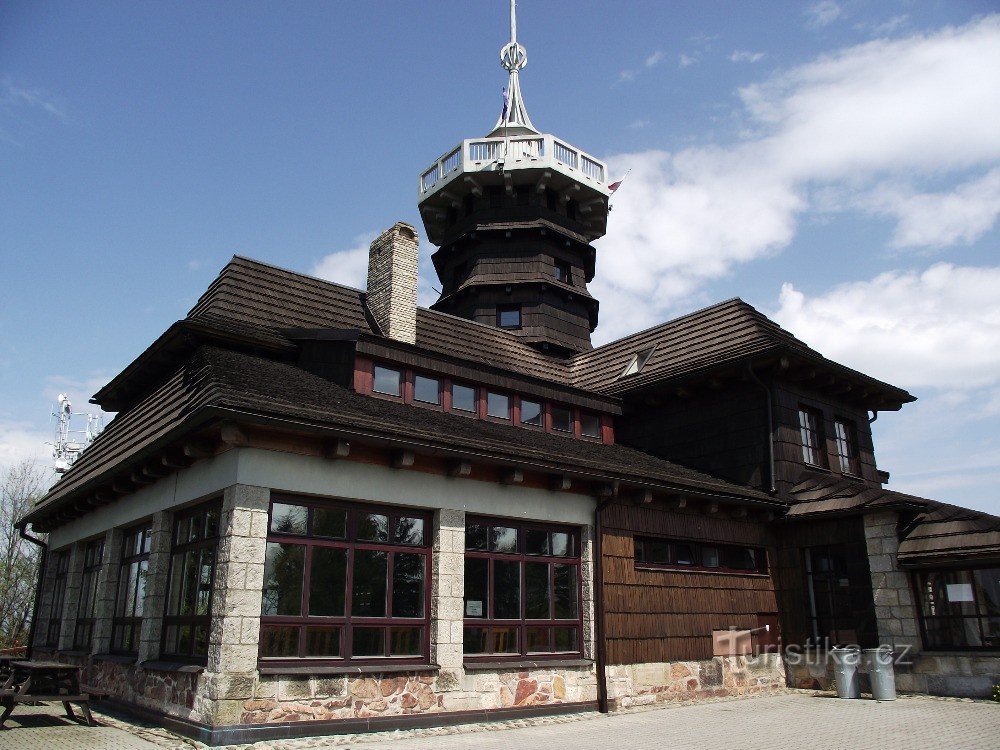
[[601, 502, 779, 664], [770, 516, 874, 646], [772, 382, 879, 494], [615, 382, 769, 491]]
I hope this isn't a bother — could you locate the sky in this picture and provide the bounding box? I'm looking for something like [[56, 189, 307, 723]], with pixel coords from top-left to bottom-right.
[[1, 1, 998, 515]]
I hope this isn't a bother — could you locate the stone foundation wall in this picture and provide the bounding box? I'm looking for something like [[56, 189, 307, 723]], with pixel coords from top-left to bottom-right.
[[34, 651, 205, 723], [786, 649, 1000, 698], [241, 665, 597, 724], [605, 654, 787, 708]]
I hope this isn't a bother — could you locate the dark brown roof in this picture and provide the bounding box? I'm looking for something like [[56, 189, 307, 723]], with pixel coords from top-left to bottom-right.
[[570, 298, 914, 407], [785, 471, 1000, 564], [28, 345, 777, 528]]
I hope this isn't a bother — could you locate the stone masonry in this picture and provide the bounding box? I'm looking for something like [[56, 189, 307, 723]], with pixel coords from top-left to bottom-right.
[[138, 511, 173, 663], [58, 541, 86, 650], [863, 511, 921, 654], [92, 527, 125, 654], [367, 222, 418, 344]]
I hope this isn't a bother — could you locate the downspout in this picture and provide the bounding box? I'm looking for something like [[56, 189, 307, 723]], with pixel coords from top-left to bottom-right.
[[18, 521, 47, 660], [594, 495, 614, 714], [868, 410, 878, 424], [746, 364, 776, 495]]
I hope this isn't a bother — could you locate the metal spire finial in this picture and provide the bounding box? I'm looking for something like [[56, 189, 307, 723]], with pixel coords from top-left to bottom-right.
[[491, 0, 537, 136]]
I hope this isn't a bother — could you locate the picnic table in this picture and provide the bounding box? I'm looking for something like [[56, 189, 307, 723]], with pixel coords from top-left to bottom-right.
[[0, 660, 94, 727]]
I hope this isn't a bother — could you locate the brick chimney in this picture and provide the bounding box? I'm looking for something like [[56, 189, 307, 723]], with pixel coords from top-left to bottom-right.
[[366, 222, 418, 344]]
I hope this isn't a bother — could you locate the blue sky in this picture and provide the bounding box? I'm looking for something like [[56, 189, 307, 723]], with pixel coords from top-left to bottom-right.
[[1, 1, 998, 515]]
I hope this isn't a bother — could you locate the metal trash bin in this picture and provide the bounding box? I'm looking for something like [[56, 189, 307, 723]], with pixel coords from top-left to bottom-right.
[[863, 647, 896, 701], [830, 646, 861, 699]]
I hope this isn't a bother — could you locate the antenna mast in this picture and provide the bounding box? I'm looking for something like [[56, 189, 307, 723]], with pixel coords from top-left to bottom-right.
[[50, 393, 104, 474]]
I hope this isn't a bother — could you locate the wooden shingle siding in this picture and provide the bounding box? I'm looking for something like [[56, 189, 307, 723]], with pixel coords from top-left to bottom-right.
[[601, 502, 779, 664]]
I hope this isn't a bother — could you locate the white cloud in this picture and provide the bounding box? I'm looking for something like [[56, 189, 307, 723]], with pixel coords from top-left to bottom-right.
[[617, 69, 636, 84], [594, 16, 1000, 343], [772, 263, 1000, 391], [311, 232, 377, 290], [858, 14, 910, 36], [730, 50, 766, 63], [869, 168, 1000, 249], [0, 78, 66, 120], [805, 1, 843, 29], [628, 119, 650, 130], [645, 50, 664, 68], [0, 419, 50, 470], [678, 53, 699, 68]]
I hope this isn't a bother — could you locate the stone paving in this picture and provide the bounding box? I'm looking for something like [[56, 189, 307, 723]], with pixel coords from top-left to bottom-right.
[[0, 692, 997, 750]]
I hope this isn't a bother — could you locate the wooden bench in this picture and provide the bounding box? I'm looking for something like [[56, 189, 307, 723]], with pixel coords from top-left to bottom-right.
[[0, 661, 94, 727]]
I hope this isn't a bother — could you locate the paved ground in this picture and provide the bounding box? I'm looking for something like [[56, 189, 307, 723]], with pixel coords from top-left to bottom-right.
[[0, 693, 997, 750]]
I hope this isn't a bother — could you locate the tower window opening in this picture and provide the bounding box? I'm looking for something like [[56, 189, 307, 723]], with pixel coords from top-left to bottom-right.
[[497, 305, 522, 329], [516, 185, 530, 206], [620, 347, 655, 378], [566, 200, 578, 220], [464, 194, 475, 216], [554, 261, 572, 285], [546, 188, 558, 211]]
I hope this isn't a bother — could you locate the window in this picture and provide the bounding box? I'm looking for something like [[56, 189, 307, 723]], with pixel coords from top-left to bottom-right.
[[554, 261, 572, 284], [916, 568, 1000, 650], [373, 365, 403, 397], [580, 412, 601, 439], [463, 518, 581, 660], [551, 404, 573, 433], [804, 544, 878, 647], [620, 347, 655, 378], [834, 419, 859, 474], [519, 399, 542, 427], [452, 383, 477, 413], [112, 524, 152, 654], [497, 305, 521, 329], [73, 539, 105, 650], [413, 374, 441, 405], [486, 391, 511, 420], [798, 407, 826, 466], [635, 537, 767, 575], [259, 498, 431, 664], [162, 502, 220, 662], [44, 550, 70, 647]]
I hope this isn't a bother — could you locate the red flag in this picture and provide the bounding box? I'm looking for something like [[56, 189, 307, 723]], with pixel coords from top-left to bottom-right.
[[608, 180, 623, 193]]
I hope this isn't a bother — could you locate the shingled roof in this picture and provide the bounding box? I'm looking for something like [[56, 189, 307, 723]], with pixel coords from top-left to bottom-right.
[[28, 345, 779, 530], [570, 298, 914, 408]]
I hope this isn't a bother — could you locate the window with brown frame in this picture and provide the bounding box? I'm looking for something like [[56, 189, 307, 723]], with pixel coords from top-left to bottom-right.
[[634, 536, 767, 574], [463, 517, 582, 660], [44, 550, 70, 646], [916, 568, 1000, 650], [162, 502, 220, 662], [73, 539, 105, 650], [803, 544, 878, 647], [833, 418, 860, 474], [259, 497, 432, 665], [798, 406, 826, 467], [112, 524, 152, 654]]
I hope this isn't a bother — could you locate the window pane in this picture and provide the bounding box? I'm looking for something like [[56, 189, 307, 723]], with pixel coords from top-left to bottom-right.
[[358, 513, 389, 542], [352, 550, 387, 617], [260, 625, 299, 658], [974, 568, 1000, 617], [703, 547, 720, 568], [643, 540, 671, 565], [520, 400, 542, 426], [309, 547, 347, 616], [494, 561, 521, 619], [306, 627, 341, 657], [188, 513, 203, 542], [525, 530, 549, 556], [452, 383, 476, 412], [373, 366, 402, 396], [464, 557, 488, 618], [205, 507, 220, 538], [392, 553, 425, 618], [463, 627, 488, 654], [490, 526, 517, 553], [465, 523, 488, 551], [724, 547, 759, 572], [525, 563, 551, 619], [554, 627, 578, 652], [551, 532, 573, 557], [551, 405, 572, 432], [580, 412, 601, 438], [390, 627, 422, 656], [492, 627, 519, 654], [262, 543, 304, 616], [394, 517, 424, 545], [413, 375, 441, 404], [352, 627, 385, 657], [554, 564, 578, 619], [487, 392, 510, 419], [526, 627, 551, 652], [675, 544, 694, 565], [313, 507, 347, 538], [270, 503, 308, 535], [134, 560, 148, 616], [498, 306, 521, 328]]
